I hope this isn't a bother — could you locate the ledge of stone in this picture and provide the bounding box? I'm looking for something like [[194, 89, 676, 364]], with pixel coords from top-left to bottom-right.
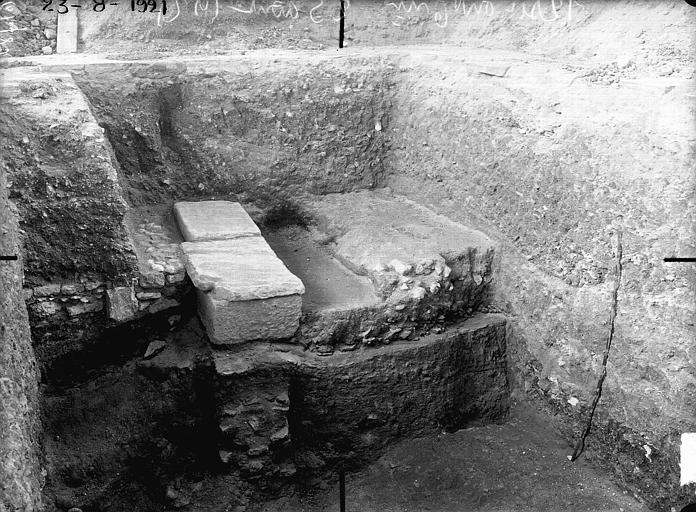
[[181, 238, 305, 301], [174, 201, 261, 242]]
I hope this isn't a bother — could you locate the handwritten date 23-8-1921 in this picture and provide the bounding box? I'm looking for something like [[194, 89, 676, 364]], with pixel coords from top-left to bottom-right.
[[43, 0, 167, 14]]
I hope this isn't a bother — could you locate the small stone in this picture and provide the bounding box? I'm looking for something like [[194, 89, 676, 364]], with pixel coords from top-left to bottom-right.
[[270, 426, 289, 443], [415, 260, 433, 275], [106, 286, 137, 322], [139, 302, 150, 311], [67, 301, 103, 317], [317, 345, 334, 356], [31, 301, 62, 317], [61, 283, 85, 294], [165, 486, 179, 501], [136, 291, 161, 300], [568, 397, 579, 407], [167, 314, 181, 326], [67, 508, 83, 512], [148, 298, 179, 314], [389, 259, 412, 275], [41, 46, 53, 55], [140, 271, 165, 289], [34, 284, 61, 297], [31, 18, 40, 27], [658, 64, 674, 76], [163, 260, 184, 274], [219, 450, 232, 464], [385, 327, 401, 341], [144, 339, 166, 359], [372, 262, 388, 273], [166, 271, 185, 284], [410, 286, 426, 300], [247, 444, 269, 456], [44, 28, 56, 39], [83, 281, 104, 291]]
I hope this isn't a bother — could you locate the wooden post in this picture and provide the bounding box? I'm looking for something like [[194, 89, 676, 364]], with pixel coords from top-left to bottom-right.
[[339, 469, 346, 512], [338, 0, 345, 48], [56, 8, 78, 53]]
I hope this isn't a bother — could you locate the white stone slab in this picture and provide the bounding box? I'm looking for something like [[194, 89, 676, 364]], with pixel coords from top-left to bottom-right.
[[57, 8, 78, 54], [181, 237, 304, 344], [174, 201, 261, 242], [682, 432, 696, 486], [181, 238, 304, 301], [198, 291, 302, 345]]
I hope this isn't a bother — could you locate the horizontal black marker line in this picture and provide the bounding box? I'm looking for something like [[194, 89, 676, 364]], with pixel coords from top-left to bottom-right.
[[0, 255, 18, 261], [664, 257, 696, 262]]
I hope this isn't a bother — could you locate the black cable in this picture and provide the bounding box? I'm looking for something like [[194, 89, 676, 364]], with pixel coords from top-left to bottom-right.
[[570, 231, 623, 462]]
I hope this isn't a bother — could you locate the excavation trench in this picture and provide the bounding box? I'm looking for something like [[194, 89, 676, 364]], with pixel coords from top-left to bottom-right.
[[0, 47, 692, 512]]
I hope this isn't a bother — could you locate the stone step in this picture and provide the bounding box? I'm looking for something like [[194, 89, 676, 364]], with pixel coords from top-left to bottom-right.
[[212, 314, 508, 480], [175, 202, 305, 345], [174, 200, 261, 242], [299, 189, 497, 333]]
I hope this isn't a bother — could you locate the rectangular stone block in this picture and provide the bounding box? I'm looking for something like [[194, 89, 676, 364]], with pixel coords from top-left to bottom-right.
[[198, 291, 302, 345], [181, 238, 305, 301], [106, 286, 137, 323], [174, 201, 261, 242], [181, 237, 305, 344], [56, 7, 78, 54]]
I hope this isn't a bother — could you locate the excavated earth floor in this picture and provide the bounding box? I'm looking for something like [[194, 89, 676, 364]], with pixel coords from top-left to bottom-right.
[[261, 399, 651, 512]]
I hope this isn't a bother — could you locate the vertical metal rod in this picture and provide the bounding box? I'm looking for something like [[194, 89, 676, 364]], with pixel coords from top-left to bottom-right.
[[339, 469, 346, 512], [338, 0, 345, 48]]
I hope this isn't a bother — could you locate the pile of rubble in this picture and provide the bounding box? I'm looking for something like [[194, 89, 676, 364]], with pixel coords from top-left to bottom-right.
[[0, 1, 56, 57]]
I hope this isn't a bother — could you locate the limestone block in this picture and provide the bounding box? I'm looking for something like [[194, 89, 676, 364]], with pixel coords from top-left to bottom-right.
[[136, 291, 161, 300], [106, 286, 137, 322], [34, 284, 61, 297], [181, 237, 305, 344], [181, 238, 305, 301], [139, 271, 165, 289], [198, 291, 302, 345], [174, 201, 261, 242], [166, 271, 186, 284], [67, 301, 103, 317], [30, 301, 62, 317], [61, 283, 84, 294]]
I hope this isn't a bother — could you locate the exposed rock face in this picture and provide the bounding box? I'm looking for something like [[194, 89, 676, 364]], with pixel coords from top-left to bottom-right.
[[0, 157, 43, 512]]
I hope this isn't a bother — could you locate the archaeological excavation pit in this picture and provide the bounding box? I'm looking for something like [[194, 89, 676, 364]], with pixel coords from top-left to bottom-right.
[[1, 2, 695, 511]]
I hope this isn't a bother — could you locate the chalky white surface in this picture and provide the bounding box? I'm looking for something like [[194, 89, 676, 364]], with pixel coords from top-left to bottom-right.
[[681, 433, 696, 486]]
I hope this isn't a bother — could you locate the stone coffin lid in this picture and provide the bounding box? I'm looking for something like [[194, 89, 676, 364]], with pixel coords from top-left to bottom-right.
[[181, 237, 305, 302], [174, 200, 261, 242]]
